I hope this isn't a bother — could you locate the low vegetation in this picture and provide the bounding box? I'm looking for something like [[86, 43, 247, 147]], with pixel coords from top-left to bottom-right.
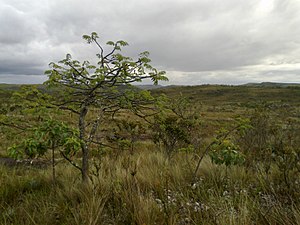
[[1, 83, 299, 225]]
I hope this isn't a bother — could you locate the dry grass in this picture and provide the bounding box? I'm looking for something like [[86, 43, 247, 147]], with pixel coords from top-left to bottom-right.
[[1, 147, 299, 225]]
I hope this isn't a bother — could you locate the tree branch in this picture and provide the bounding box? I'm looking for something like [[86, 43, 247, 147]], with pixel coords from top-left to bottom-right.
[[59, 150, 82, 172]]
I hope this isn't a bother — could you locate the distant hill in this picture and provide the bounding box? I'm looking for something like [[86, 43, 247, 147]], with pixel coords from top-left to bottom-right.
[[1, 82, 299, 91], [1, 82, 300, 108], [243, 82, 300, 87], [0, 83, 164, 92], [134, 84, 164, 90], [0, 83, 22, 91]]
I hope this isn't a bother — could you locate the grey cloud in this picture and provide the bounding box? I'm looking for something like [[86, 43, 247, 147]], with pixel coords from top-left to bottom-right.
[[0, 58, 44, 75], [0, 0, 299, 84], [0, 4, 33, 44], [136, 1, 300, 72]]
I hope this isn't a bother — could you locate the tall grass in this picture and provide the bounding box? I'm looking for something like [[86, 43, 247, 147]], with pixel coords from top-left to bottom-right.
[[1, 147, 299, 225]]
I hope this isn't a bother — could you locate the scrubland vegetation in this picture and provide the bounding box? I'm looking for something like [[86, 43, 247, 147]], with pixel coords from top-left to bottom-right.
[[0, 33, 299, 224], [1, 83, 299, 225]]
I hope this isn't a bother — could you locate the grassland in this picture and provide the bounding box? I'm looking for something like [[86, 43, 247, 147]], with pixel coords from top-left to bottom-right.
[[0, 84, 299, 224]]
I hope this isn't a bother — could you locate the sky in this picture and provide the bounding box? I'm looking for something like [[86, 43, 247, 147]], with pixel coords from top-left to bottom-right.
[[0, 0, 300, 85]]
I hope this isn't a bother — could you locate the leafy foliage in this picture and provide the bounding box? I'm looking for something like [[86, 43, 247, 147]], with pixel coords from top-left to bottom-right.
[[8, 119, 81, 159], [209, 139, 245, 166]]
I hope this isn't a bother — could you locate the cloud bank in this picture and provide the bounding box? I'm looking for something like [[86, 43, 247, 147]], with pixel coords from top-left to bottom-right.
[[0, 0, 299, 84]]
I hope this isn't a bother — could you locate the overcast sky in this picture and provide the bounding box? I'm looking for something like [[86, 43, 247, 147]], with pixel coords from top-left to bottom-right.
[[0, 0, 300, 85]]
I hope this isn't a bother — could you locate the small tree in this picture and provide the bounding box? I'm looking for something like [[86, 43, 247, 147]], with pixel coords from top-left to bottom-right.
[[209, 138, 245, 167], [151, 95, 201, 158], [8, 118, 81, 182], [44, 32, 168, 182]]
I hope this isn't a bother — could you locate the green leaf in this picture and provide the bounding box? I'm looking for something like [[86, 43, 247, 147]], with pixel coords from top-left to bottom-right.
[[106, 41, 115, 46]]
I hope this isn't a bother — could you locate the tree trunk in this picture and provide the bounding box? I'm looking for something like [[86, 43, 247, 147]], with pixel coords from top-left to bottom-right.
[[79, 106, 89, 183], [81, 142, 89, 183], [52, 145, 56, 183]]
